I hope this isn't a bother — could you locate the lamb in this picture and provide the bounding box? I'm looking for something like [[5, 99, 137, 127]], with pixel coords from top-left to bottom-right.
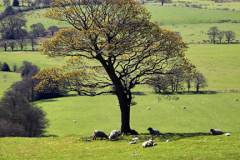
[[109, 130, 119, 140], [92, 130, 108, 140], [148, 127, 160, 135], [142, 137, 157, 147], [210, 128, 223, 135]]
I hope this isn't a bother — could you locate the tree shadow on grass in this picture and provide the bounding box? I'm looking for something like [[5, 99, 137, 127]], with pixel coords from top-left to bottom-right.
[[177, 91, 218, 95], [119, 132, 213, 142], [42, 134, 59, 138]]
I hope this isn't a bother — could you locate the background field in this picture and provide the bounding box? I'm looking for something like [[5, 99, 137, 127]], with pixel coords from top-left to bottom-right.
[[0, 1, 240, 159]]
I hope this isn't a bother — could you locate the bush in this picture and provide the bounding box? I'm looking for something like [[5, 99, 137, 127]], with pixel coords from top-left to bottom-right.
[[0, 90, 49, 137], [12, 0, 19, 6], [1, 62, 10, 72]]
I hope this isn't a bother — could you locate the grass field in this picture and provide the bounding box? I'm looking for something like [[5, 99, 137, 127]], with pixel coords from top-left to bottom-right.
[[33, 92, 240, 137], [1, 1, 240, 159], [1, 133, 240, 159]]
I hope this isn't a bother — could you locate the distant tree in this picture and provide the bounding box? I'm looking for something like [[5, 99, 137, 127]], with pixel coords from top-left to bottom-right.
[[19, 61, 39, 77], [3, 0, 11, 6], [13, 63, 17, 72], [0, 41, 8, 51], [42, 0, 51, 6], [7, 40, 17, 51], [17, 29, 28, 50], [30, 23, 46, 37], [174, 31, 182, 40], [27, 31, 38, 51], [48, 26, 59, 36], [185, 72, 194, 92], [35, 0, 42, 6], [2, 6, 15, 16], [1, 62, 10, 71], [208, 26, 219, 43], [194, 72, 208, 92], [148, 74, 170, 93], [0, 15, 27, 40], [217, 31, 225, 43], [225, 31, 235, 43], [0, 90, 49, 137], [156, 0, 172, 6], [12, 0, 20, 6], [2, 74, 7, 82]]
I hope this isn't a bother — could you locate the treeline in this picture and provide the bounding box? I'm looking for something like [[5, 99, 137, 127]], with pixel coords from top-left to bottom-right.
[[148, 69, 208, 93], [207, 26, 237, 44], [0, 7, 59, 51], [2, 0, 52, 8]]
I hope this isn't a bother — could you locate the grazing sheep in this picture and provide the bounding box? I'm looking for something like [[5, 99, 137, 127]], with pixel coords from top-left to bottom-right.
[[147, 107, 150, 110], [142, 137, 157, 147], [236, 99, 238, 101], [109, 130, 119, 140], [92, 130, 108, 140], [210, 128, 223, 135], [73, 120, 75, 123], [182, 106, 186, 109], [148, 127, 160, 135]]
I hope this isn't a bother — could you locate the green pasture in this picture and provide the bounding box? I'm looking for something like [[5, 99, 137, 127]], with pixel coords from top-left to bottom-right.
[[34, 92, 240, 137], [23, 9, 71, 31], [164, 23, 240, 43], [146, 5, 240, 25], [185, 44, 240, 91], [1, 133, 240, 159], [0, 51, 66, 70], [0, 71, 21, 98]]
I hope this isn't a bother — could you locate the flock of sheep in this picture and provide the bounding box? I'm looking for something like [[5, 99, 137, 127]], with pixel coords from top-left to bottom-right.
[[90, 127, 161, 147], [87, 127, 230, 148]]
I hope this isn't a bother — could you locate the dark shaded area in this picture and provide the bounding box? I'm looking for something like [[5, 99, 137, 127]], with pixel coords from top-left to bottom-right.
[[176, 91, 218, 95], [73, 132, 215, 142], [132, 91, 146, 96]]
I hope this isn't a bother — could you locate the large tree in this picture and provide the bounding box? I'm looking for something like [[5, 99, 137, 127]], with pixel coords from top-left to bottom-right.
[[34, 0, 195, 134]]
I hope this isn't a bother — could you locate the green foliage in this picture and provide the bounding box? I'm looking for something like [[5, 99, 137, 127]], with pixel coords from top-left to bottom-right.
[[12, 0, 19, 6], [1, 62, 10, 71], [0, 90, 49, 137]]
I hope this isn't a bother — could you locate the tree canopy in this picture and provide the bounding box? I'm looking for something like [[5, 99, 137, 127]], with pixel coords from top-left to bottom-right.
[[34, 0, 195, 134]]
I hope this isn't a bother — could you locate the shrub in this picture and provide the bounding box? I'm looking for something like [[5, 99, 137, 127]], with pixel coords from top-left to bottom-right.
[[1, 62, 10, 72], [0, 90, 49, 137], [12, 0, 19, 6]]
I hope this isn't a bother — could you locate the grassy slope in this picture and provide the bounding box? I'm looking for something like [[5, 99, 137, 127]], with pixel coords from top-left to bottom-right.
[[34, 92, 240, 137], [1, 133, 240, 159], [0, 72, 21, 98], [185, 44, 240, 91]]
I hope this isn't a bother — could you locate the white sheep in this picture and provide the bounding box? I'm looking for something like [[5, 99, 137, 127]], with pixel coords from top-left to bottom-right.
[[142, 137, 157, 147], [210, 128, 223, 135], [147, 107, 150, 110], [225, 133, 230, 136], [73, 120, 75, 123], [147, 127, 160, 134], [92, 130, 108, 140], [182, 106, 186, 109], [109, 130, 119, 140]]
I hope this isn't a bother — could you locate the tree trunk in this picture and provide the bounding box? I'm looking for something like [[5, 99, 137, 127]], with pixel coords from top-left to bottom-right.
[[117, 92, 138, 135]]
